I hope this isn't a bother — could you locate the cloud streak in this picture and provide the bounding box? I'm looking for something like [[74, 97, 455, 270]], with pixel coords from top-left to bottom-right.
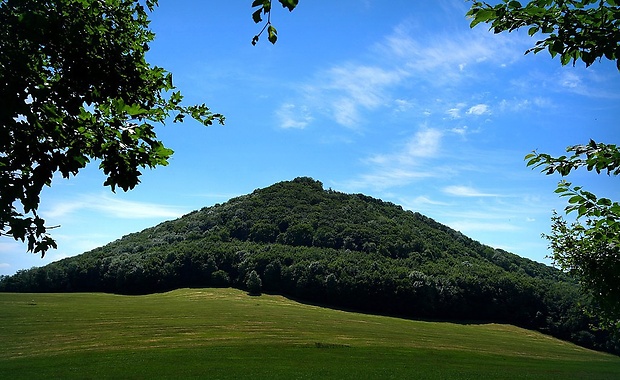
[[276, 103, 313, 129], [467, 104, 490, 116], [377, 23, 527, 81], [344, 128, 444, 190], [448, 220, 521, 233], [443, 185, 499, 197], [303, 64, 407, 128], [45, 194, 186, 220], [275, 19, 529, 131]]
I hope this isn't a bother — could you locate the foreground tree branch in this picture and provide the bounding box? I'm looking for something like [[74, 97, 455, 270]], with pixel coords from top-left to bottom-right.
[[467, 0, 620, 70], [468, 0, 620, 330], [0, 0, 224, 255]]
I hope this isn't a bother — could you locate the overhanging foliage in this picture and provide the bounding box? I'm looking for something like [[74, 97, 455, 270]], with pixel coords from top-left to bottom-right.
[[0, 0, 224, 255]]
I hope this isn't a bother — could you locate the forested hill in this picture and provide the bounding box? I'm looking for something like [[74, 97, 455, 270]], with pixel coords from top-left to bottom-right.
[[1, 177, 618, 354]]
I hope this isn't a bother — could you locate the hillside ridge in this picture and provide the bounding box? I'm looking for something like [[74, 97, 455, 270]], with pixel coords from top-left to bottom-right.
[[1, 177, 618, 354]]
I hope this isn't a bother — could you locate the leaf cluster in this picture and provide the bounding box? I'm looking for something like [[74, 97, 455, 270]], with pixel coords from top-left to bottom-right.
[[526, 139, 620, 176], [467, 0, 620, 70], [0, 0, 224, 254], [525, 141, 620, 331], [251, 0, 298, 45]]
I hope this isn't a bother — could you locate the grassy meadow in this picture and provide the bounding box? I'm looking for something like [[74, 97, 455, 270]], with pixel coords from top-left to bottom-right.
[[1, 288, 618, 379]]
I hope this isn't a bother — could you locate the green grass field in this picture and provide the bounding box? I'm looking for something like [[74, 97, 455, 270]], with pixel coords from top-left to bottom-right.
[[1, 288, 618, 379]]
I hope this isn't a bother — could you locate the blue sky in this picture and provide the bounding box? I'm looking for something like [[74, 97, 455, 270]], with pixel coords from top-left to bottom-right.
[[1, 0, 619, 275]]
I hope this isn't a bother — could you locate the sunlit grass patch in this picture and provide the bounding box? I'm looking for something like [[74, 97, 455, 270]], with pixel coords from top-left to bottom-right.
[[1, 289, 618, 379]]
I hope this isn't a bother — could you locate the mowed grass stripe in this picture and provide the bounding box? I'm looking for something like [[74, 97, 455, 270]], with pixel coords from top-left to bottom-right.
[[1, 289, 618, 379]]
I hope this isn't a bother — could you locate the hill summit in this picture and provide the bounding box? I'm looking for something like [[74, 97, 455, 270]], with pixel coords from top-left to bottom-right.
[[1, 177, 618, 354]]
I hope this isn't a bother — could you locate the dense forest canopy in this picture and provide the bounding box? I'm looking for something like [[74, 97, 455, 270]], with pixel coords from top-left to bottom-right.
[[1, 177, 618, 354]]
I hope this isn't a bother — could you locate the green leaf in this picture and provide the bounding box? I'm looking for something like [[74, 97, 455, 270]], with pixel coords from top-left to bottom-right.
[[124, 103, 147, 117], [526, 157, 541, 167], [170, 91, 183, 105], [278, 0, 298, 11], [568, 195, 584, 204], [542, 26, 554, 34], [583, 191, 597, 201], [508, 1, 522, 9], [597, 198, 612, 207], [469, 9, 496, 28], [577, 205, 588, 216], [252, 9, 263, 23], [268, 25, 278, 44], [561, 52, 572, 66], [154, 145, 174, 164]]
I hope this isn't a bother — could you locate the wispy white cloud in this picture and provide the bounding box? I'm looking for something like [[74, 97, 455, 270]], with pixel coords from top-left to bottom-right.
[[555, 69, 620, 99], [446, 102, 493, 120], [498, 97, 553, 112], [377, 24, 526, 81], [349, 169, 438, 190], [344, 128, 444, 190], [332, 98, 359, 127], [357, 166, 436, 186], [302, 64, 407, 128], [51, 232, 121, 258], [510, 65, 620, 100], [448, 220, 521, 233], [443, 185, 499, 197], [449, 126, 474, 137], [276, 103, 313, 129], [186, 192, 242, 202], [0, 239, 21, 254], [560, 71, 582, 89], [446, 102, 467, 119], [277, 20, 528, 130], [446, 108, 462, 119], [45, 194, 186, 220], [367, 128, 443, 165], [327, 65, 405, 109], [0, 263, 10, 268], [394, 98, 414, 112], [466, 104, 490, 116], [405, 128, 443, 158], [402, 195, 450, 208]]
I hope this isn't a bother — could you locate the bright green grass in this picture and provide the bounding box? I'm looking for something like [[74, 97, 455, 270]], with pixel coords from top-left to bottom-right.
[[1, 289, 618, 379]]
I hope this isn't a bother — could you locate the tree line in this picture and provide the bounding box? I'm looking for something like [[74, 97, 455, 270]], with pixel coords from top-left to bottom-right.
[[1, 178, 618, 354]]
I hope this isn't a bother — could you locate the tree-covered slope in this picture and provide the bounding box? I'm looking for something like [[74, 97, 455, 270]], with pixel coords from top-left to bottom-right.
[[1, 177, 617, 354]]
